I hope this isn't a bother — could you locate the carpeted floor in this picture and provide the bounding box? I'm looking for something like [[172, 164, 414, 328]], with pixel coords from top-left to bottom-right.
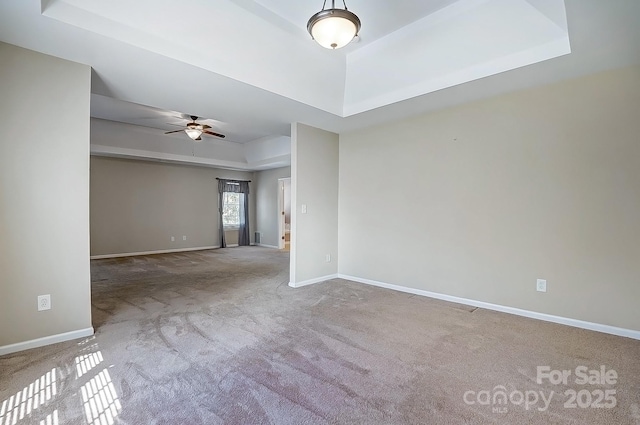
[[1, 247, 639, 424]]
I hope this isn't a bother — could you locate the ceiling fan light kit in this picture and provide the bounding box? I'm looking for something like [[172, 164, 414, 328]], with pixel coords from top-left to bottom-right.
[[307, 0, 361, 49], [164, 115, 226, 141], [184, 128, 203, 140]]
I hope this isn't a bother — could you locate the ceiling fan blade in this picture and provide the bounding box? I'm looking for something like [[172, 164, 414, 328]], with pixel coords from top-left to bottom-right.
[[166, 123, 187, 128], [164, 129, 185, 134], [203, 130, 225, 138], [195, 137, 202, 141], [201, 124, 211, 129]]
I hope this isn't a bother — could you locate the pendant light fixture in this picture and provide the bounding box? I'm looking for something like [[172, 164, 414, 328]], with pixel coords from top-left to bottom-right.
[[307, 0, 361, 50]]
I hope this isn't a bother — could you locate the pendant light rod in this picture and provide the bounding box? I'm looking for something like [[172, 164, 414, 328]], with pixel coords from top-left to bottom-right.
[[322, 1, 349, 11]]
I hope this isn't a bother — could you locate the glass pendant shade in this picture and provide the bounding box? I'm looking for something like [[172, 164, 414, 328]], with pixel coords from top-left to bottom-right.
[[307, 2, 360, 49]]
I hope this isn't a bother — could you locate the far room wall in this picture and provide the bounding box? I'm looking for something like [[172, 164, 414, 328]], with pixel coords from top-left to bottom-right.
[[90, 156, 255, 256], [338, 65, 640, 331]]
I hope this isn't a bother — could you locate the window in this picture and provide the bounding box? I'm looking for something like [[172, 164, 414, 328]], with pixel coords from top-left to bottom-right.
[[222, 191, 240, 228], [217, 179, 250, 247]]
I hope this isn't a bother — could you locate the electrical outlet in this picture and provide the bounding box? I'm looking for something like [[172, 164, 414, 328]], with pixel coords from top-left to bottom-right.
[[536, 279, 547, 293], [325, 254, 331, 263], [171, 236, 175, 242], [38, 294, 51, 311], [301, 204, 307, 214], [183, 236, 187, 241]]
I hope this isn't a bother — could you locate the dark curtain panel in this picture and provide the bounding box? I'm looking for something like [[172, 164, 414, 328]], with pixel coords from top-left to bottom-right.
[[238, 181, 250, 246], [217, 179, 250, 247], [217, 180, 227, 248]]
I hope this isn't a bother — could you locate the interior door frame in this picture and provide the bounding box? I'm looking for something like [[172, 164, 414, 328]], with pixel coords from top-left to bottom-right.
[[277, 178, 290, 249]]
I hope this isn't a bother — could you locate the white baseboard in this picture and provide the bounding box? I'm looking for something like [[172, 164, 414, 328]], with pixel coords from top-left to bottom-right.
[[289, 274, 339, 288], [338, 274, 640, 341], [0, 327, 95, 356], [257, 244, 279, 249], [91, 246, 220, 259]]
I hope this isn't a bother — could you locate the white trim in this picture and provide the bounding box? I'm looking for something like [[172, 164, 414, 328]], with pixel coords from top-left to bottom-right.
[[0, 327, 95, 356], [91, 146, 290, 172], [225, 244, 239, 248], [278, 179, 285, 250], [91, 144, 253, 170], [257, 244, 279, 249], [289, 274, 339, 288], [338, 274, 640, 341], [90, 246, 219, 259], [277, 177, 291, 250]]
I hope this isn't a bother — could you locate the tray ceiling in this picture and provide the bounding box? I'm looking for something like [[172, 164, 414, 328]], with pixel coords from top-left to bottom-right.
[[42, 0, 570, 116], [1, 0, 639, 169]]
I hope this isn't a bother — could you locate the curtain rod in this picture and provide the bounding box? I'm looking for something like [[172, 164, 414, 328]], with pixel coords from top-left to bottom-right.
[[216, 178, 252, 182]]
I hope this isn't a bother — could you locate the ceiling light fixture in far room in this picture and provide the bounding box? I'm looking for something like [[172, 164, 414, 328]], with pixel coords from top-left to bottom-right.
[[164, 116, 226, 142], [184, 126, 203, 141], [307, 0, 361, 50]]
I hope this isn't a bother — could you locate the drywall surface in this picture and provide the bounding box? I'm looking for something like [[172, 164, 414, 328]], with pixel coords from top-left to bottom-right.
[[339, 65, 640, 331], [90, 157, 254, 256], [0, 42, 92, 347], [291, 124, 339, 284], [255, 166, 291, 247]]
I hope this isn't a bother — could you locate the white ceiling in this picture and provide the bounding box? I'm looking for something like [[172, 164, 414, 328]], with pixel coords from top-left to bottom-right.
[[91, 94, 269, 144], [1, 0, 640, 170], [38, 0, 572, 116], [234, 0, 463, 49]]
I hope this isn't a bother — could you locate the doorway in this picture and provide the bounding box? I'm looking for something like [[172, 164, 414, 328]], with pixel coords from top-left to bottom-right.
[[278, 178, 291, 250]]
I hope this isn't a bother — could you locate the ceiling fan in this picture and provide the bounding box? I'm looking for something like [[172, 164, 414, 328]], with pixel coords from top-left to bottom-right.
[[164, 115, 225, 141]]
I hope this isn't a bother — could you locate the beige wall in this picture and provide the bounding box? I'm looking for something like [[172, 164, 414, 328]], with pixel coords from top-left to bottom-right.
[[90, 157, 255, 256], [338, 65, 640, 331], [255, 166, 291, 248], [291, 123, 339, 285], [0, 42, 92, 348]]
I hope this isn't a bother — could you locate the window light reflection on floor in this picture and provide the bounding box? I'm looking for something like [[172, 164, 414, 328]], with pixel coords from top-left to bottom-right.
[[75, 351, 104, 379], [80, 368, 121, 425], [38, 409, 58, 425], [1, 338, 123, 425], [75, 341, 122, 425], [0, 368, 57, 425]]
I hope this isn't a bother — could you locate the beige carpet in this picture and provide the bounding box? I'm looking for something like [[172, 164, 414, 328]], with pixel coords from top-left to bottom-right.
[[1, 247, 639, 424]]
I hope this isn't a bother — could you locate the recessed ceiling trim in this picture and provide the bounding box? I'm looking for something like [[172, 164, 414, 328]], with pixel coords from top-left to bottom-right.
[[90, 118, 291, 170], [343, 0, 570, 116], [43, 0, 347, 116], [345, 37, 571, 117], [42, 0, 569, 119], [524, 0, 569, 31]]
